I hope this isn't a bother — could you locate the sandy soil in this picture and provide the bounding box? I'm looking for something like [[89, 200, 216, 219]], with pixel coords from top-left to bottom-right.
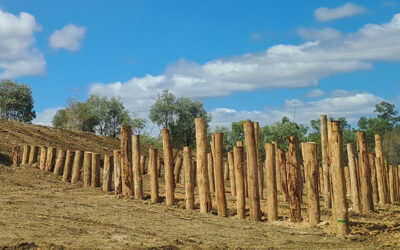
[[1, 164, 399, 249]]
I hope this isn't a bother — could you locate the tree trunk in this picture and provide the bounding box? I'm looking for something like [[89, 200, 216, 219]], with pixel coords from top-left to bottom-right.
[[45, 147, 56, 172], [207, 153, 215, 192], [321, 115, 331, 208], [132, 134, 143, 200], [183, 147, 194, 209], [149, 148, 159, 203], [62, 150, 75, 182], [28, 145, 39, 166], [213, 133, 227, 217], [286, 136, 302, 222], [357, 131, 374, 213], [234, 146, 245, 219], [162, 129, 174, 206], [83, 152, 92, 188], [91, 153, 101, 188], [347, 143, 360, 213], [53, 149, 66, 176], [71, 150, 83, 184], [113, 150, 122, 196], [103, 154, 113, 193], [228, 152, 236, 196], [265, 143, 278, 221], [12, 145, 21, 167], [121, 125, 133, 197]]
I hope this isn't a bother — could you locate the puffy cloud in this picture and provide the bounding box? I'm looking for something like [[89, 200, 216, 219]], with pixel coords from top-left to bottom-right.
[[49, 24, 86, 51], [305, 89, 325, 98], [209, 91, 384, 129], [297, 27, 342, 41], [89, 13, 400, 117], [32, 107, 62, 126], [315, 3, 366, 22], [0, 9, 46, 78]]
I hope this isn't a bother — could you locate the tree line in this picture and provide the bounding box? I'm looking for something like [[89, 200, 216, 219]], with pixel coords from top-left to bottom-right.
[[1, 79, 399, 164]]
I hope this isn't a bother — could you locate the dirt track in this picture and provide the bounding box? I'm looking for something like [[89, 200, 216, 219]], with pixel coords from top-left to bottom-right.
[[1, 164, 399, 249]]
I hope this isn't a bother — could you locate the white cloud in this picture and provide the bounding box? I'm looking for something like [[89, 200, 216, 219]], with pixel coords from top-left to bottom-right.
[[49, 24, 86, 51], [209, 91, 383, 129], [89, 13, 400, 120], [305, 89, 325, 98], [0, 9, 46, 78], [297, 27, 342, 41], [315, 3, 366, 22], [32, 107, 62, 126]]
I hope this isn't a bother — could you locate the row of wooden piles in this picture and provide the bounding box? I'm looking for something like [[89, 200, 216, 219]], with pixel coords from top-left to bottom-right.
[[11, 116, 400, 237]]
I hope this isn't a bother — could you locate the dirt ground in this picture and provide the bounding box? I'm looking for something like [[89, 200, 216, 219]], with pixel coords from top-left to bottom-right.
[[1, 163, 399, 249]]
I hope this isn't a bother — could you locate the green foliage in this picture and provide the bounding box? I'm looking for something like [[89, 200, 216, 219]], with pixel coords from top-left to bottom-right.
[[149, 89, 211, 149], [383, 127, 400, 165], [0, 80, 36, 123], [52, 95, 143, 137]]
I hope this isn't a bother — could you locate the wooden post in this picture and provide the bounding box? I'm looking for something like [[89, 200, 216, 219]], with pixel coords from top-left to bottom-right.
[[83, 152, 92, 187], [321, 115, 331, 208], [183, 147, 194, 209], [53, 149, 66, 176], [374, 134, 387, 204], [389, 165, 395, 203], [45, 147, 56, 172], [347, 144, 360, 213], [28, 145, 39, 166], [71, 150, 83, 184], [207, 153, 215, 192], [224, 161, 229, 181], [368, 153, 379, 204], [265, 143, 278, 221], [243, 122, 261, 221], [228, 152, 236, 196], [149, 148, 159, 203], [344, 166, 351, 197], [375, 157, 386, 205], [357, 131, 374, 213], [103, 154, 113, 193], [157, 157, 162, 178], [286, 136, 302, 222], [113, 150, 122, 196], [234, 146, 245, 219], [253, 122, 263, 200], [213, 133, 227, 217], [39, 146, 47, 170], [173, 156, 183, 185], [121, 125, 133, 197], [91, 153, 100, 188], [140, 155, 146, 175], [237, 140, 248, 198], [302, 142, 320, 226], [132, 134, 143, 200], [12, 145, 21, 167], [21, 145, 30, 165], [195, 118, 212, 213], [278, 148, 289, 202], [62, 150, 75, 182], [384, 159, 390, 203], [329, 121, 349, 236], [162, 129, 174, 206]]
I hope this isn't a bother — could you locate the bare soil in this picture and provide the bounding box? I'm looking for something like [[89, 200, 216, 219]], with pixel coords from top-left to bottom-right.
[[0, 120, 399, 249]]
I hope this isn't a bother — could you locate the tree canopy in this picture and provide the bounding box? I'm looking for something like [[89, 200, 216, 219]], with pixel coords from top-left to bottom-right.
[[0, 80, 36, 123]]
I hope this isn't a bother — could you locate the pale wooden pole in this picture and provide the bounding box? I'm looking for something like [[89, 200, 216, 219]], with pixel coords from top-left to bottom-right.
[[12, 145, 22, 167], [113, 150, 122, 196], [302, 142, 320, 226], [53, 149, 66, 176], [62, 150, 75, 182], [234, 146, 245, 219], [374, 134, 387, 203], [368, 153, 379, 204], [321, 115, 331, 208], [389, 165, 395, 203], [28, 145, 39, 167], [357, 131, 374, 213], [149, 148, 159, 203], [224, 161, 229, 181], [195, 118, 212, 213], [162, 129, 174, 206], [272, 142, 282, 195], [91, 153, 101, 188], [140, 155, 146, 175], [183, 146, 194, 209], [375, 156, 386, 205], [71, 150, 83, 184], [286, 136, 302, 222], [237, 140, 248, 198], [207, 153, 215, 192], [103, 154, 113, 193], [21, 145, 30, 165], [277, 148, 289, 202], [45, 147, 57, 172], [347, 143, 360, 213], [253, 122, 263, 200], [83, 152, 92, 188], [132, 134, 143, 200], [243, 122, 261, 221], [344, 166, 351, 197], [228, 152, 236, 196], [173, 156, 183, 185], [121, 125, 134, 197], [265, 143, 278, 221], [384, 159, 390, 203], [213, 133, 227, 217], [39, 146, 47, 170], [330, 121, 349, 236]]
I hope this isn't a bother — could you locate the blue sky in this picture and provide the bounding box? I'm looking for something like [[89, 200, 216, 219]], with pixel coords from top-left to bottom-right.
[[1, 0, 400, 132]]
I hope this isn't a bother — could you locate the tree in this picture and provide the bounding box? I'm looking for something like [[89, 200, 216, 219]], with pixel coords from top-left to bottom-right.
[[383, 127, 400, 165], [149, 89, 211, 149], [0, 80, 36, 123]]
